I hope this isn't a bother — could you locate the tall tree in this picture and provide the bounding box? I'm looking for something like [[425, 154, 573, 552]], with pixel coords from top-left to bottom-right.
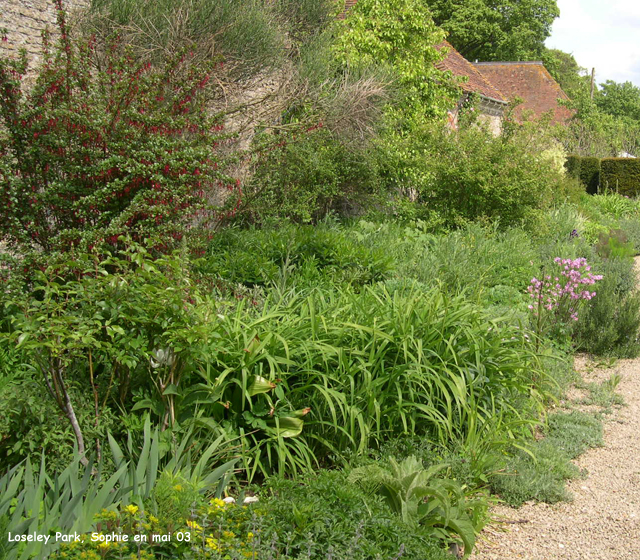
[[596, 80, 640, 122], [542, 48, 588, 97], [424, 0, 559, 62]]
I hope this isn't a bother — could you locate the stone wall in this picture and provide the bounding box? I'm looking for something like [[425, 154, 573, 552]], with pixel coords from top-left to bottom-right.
[[1, 0, 88, 68]]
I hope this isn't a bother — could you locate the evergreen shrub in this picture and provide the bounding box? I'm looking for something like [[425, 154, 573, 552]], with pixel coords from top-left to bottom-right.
[[600, 158, 640, 196], [564, 154, 581, 180], [579, 157, 601, 194]]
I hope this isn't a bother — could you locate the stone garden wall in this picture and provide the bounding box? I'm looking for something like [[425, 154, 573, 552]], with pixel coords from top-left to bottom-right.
[[1, 0, 88, 68]]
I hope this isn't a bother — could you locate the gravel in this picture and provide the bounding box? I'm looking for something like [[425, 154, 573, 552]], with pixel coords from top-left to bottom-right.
[[470, 258, 640, 560]]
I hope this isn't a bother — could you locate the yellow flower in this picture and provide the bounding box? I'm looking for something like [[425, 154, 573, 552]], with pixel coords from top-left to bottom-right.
[[149, 515, 159, 524], [125, 504, 139, 515], [247, 532, 254, 541], [173, 484, 183, 491], [186, 519, 203, 531], [98, 541, 111, 549], [222, 530, 236, 539], [206, 537, 219, 550], [210, 498, 226, 508]]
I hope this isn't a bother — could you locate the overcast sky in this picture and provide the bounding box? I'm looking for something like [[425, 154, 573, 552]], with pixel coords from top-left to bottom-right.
[[546, 0, 640, 88]]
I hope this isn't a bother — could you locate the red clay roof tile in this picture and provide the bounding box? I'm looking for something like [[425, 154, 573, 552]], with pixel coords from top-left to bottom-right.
[[435, 41, 506, 103], [473, 62, 573, 125]]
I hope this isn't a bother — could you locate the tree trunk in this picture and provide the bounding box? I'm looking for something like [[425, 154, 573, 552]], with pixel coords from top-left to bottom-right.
[[58, 372, 89, 466]]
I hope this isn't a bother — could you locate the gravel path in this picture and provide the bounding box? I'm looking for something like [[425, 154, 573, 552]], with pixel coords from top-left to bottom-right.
[[470, 259, 640, 560]]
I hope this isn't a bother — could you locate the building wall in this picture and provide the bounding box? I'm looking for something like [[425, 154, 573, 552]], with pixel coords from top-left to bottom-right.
[[1, 0, 88, 68]]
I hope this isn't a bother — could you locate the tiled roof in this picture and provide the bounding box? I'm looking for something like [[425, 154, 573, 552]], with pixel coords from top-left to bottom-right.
[[435, 41, 506, 103], [473, 62, 574, 125]]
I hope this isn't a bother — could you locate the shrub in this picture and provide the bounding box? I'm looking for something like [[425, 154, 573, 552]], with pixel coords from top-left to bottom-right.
[[245, 128, 383, 223], [0, 3, 235, 257], [600, 157, 640, 196], [87, 0, 290, 80], [579, 156, 601, 194], [574, 256, 640, 357], [564, 153, 581, 179], [405, 123, 557, 228], [3, 242, 216, 462]]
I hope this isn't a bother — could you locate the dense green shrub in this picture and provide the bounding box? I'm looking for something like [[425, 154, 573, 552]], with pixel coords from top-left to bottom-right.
[[564, 153, 581, 179], [0, 374, 117, 473], [579, 156, 601, 194], [574, 256, 640, 357], [399, 123, 558, 227], [600, 157, 640, 196], [0, 3, 234, 257], [245, 128, 383, 223], [3, 242, 216, 462]]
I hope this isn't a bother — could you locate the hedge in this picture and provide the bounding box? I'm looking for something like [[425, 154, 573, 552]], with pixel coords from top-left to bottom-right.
[[565, 154, 581, 180], [600, 158, 640, 196], [580, 157, 601, 195]]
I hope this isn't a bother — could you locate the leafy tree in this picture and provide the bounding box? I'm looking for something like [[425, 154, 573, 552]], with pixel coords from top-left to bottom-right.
[[563, 85, 640, 158], [542, 48, 588, 97], [334, 0, 453, 123], [596, 80, 640, 122], [424, 0, 559, 62]]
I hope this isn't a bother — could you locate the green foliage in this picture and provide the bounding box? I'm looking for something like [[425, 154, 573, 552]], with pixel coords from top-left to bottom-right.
[[579, 157, 601, 195], [580, 192, 640, 221], [596, 80, 640, 122], [202, 223, 393, 288], [424, 0, 560, 61], [401, 122, 557, 227], [574, 256, 640, 357], [595, 229, 635, 260], [564, 90, 640, 158], [194, 282, 544, 480], [257, 470, 452, 560], [600, 158, 640, 197], [88, 0, 289, 79], [0, 375, 117, 473], [397, 223, 538, 301], [564, 154, 581, 180], [491, 411, 603, 507], [0, 5, 235, 257], [0, 418, 234, 560], [348, 456, 482, 556], [246, 128, 383, 223], [4, 242, 216, 460], [335, 0, 453, 123], [542, 48, 588, 97]]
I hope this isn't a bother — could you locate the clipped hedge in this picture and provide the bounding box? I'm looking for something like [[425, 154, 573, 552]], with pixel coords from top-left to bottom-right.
[[580, 157, 601, 195], [565, 154, 581, 180], [601, 158, 640, 196]]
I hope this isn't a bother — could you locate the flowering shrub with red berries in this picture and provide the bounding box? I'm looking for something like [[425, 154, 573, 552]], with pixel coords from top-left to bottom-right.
[[0, 1, 237, 257]]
